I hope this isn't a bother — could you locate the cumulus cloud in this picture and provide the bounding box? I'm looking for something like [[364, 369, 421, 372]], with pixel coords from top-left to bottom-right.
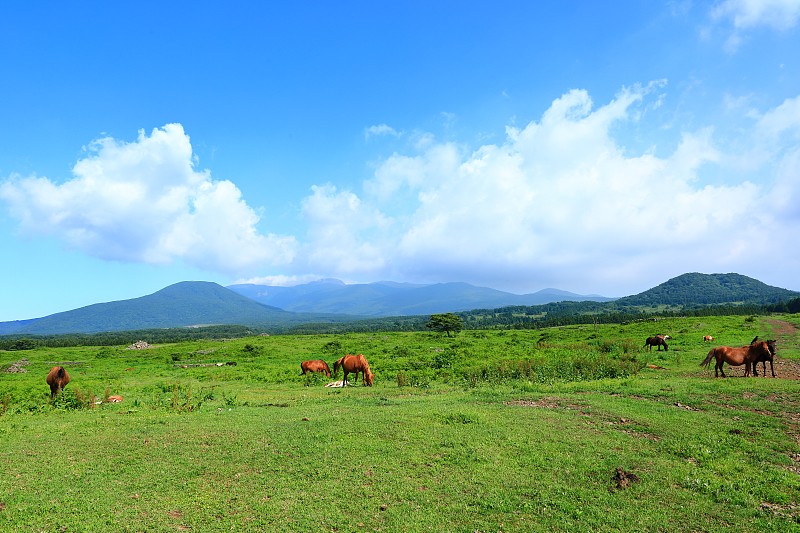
[[0, 124, 296, 275], [299, 83, 800, 295], [300, 184, 390, 274]]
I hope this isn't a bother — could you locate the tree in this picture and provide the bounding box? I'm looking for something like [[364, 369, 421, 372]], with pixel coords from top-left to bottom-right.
[[426, 313, 463, 337]]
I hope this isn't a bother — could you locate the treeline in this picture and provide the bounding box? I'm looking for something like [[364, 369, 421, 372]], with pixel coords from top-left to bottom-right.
[[766, 297, 800, 314], [0, 324, 267, 350], [1, 300, 792, 349]]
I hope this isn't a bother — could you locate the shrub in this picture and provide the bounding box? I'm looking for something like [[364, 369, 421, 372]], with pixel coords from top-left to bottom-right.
[[433, 348, 457, 369], [396, 371, 409, 387]]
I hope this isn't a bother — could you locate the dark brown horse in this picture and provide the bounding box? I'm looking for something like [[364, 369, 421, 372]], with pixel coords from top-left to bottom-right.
[[46, 366, 70, 399], [749, 337, 777, 378], [333, 354, 374, 386], [300, 359, 331, 377], [700, 340, 773, 378], [644, 335, 670, 351]]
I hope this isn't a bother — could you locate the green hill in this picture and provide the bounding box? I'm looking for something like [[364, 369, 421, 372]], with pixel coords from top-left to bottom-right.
[[614, 273, 799, 307], [5, 282, 349, 335]]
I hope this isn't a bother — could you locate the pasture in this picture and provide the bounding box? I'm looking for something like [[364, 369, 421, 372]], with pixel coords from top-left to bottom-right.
[[1, 314, 799, 531]]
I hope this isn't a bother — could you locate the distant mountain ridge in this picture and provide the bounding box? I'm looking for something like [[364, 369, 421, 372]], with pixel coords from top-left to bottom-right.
[[226, 279, 614, 316], [0, 273, 796, 336]]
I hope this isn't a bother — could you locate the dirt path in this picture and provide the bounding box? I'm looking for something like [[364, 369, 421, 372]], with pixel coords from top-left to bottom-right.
[[763, 318, 800, 380]]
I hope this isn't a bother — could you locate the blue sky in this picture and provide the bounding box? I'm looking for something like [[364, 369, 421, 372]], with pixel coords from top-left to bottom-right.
[[2, 1, 800, 321]]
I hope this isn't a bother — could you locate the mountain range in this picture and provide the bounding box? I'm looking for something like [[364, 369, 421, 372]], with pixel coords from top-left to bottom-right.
[[226, 279, 613, 316], [0, 273, 797, 336]]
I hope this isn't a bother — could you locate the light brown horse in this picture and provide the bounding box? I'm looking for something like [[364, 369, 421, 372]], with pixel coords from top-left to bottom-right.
[[700, 340, 773, 378], [333, 354, 374, 386], [300, 359, 331, 377], [46, 366, 70, 399]]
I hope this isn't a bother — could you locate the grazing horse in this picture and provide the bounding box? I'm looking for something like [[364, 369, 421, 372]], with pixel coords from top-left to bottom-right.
[[703, 335, 714, 342], [333, 354, 374, 386], [644, 335, 669, 351], [749, 337, 777, 378], [300, 359, 331, 378], [46, 366, 70, 399], [700, 340, 773, 378]]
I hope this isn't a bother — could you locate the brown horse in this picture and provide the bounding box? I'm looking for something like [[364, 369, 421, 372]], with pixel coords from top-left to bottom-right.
[[700, 340, 773, 378], [300, 359, 331, 377], [644, 335, 669, 351], [333, 354, 374, 386], [749, 337, 777, 378], [46, 366, 70, 399], [703, 335, 714, 342]]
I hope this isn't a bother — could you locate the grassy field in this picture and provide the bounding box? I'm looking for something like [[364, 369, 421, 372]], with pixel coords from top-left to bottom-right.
[[1, 314, 798, 532]]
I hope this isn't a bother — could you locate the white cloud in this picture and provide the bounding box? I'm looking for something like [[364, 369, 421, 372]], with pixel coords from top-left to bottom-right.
[[300, 184, 390, 274], [0, 124, 296, 276], [364, 123, 400, 140], [713, 0, 800, 30], [712, 0, 800, 51], [299, 83, 800, 295]]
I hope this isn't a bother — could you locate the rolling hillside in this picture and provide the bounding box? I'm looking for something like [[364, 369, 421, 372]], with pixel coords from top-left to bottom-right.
[[0, 282, 349, 335], [614, 273, 799, 307]]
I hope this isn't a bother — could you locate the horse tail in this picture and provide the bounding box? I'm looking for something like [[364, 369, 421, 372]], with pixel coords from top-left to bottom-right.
[[333, 358, 342, 378], [700, 349, 715, 367]]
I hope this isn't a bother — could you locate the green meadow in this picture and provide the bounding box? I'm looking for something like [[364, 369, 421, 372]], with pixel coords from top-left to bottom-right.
[[1, 314, 798, 532]]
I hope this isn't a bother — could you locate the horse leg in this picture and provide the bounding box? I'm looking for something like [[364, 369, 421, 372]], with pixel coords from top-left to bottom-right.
[[769, 360, 776, 378]]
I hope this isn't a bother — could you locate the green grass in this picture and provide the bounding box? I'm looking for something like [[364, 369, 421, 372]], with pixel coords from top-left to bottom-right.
[[0, 315, 798, 531]]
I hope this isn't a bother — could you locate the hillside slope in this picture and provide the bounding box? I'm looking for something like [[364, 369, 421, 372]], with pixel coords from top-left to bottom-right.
[[2, 282, 337, 335], [614, 273, 799, 307]]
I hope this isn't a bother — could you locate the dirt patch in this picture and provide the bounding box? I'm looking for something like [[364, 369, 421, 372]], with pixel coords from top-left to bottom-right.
[[760, 501, 799, 521], [507, 398, 562, 409], [505, 397, 588, 412], [611, 467, 639, 490], [765, 318, 798, 338], [701, 357, 800, 380]]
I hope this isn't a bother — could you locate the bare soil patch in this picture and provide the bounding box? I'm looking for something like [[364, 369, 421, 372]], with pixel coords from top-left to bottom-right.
[[611, 467, 640, 490], [715, 358, 800, 380]]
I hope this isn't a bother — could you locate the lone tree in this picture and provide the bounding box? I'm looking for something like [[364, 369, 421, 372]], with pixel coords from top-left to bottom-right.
[[426, 313, 463, 337]]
